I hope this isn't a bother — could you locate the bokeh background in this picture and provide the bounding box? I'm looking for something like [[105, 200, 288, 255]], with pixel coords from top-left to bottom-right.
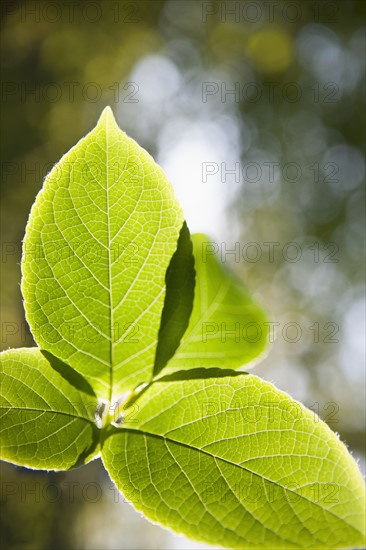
[[1, 0, 365, 548]]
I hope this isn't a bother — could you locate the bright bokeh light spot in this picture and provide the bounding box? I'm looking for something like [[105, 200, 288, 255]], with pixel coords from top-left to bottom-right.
[[158, 118, 241, 237], [340, 296, 366, 385], [296, 24, 363, 92], [130, 54, 181, 104]]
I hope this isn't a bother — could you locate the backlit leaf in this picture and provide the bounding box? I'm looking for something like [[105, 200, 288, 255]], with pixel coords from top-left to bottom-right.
[[0, 348, 99, 470], [102, 371, 366, 549], [21, 107, 184, 402]]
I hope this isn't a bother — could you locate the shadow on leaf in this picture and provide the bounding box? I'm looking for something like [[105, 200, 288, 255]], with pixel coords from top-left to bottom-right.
[[41, 350, 96, 397], [153, 221, 195, 377], [156, 368, 249, 382]]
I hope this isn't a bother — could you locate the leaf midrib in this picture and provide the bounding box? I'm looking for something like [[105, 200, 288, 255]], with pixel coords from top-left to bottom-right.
[[159, 434, 303, 548], [105, 114, 114, 404], [117, 426, 364, 537]]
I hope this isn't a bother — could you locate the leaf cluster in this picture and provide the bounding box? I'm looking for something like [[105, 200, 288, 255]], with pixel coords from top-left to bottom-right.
[[1, 108, 365, 549]]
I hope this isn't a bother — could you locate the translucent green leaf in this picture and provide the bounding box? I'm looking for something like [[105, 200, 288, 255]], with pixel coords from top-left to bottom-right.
[[102, 371, 366, 549], [21, 107, 184, 402], [160, 234, 268, 376], [0, 348, 99, 470], [9, 108, 365, 549]]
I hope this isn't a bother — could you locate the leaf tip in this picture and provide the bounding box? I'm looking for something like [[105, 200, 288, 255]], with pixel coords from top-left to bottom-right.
[[98, 106, 118, 129]]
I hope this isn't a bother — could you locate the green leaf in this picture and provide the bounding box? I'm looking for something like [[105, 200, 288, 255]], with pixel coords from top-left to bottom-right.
[[102, 371, 366, 549], [160, 234, 268, 376], [0, 348, 99, 470], [21, 107, 184, 402]]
